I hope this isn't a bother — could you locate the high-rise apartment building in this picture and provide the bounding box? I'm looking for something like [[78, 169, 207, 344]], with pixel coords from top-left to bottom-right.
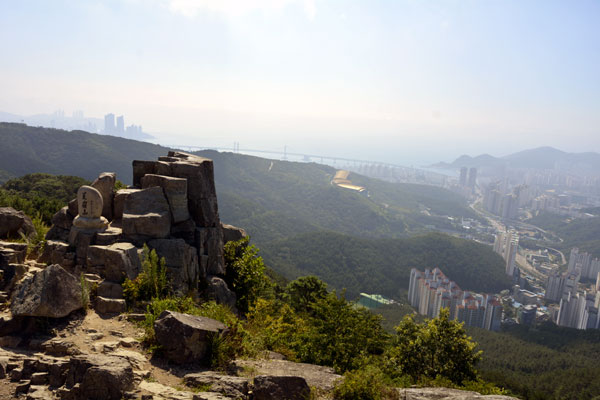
[[104, 113, 115, 134], [459, 167, 468, 187], [408, 268, 502, 331], [468, 167, 477, 189]]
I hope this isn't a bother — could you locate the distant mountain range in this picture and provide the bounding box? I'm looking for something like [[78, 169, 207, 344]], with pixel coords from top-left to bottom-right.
[[433, 146, 600, 173]]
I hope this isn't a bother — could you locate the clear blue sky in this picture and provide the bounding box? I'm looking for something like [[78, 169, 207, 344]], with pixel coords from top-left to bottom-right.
[[1, 0, 599, 164]]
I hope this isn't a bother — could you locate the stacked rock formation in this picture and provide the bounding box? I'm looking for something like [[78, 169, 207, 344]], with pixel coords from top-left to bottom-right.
[[38, 151, 241, 311]]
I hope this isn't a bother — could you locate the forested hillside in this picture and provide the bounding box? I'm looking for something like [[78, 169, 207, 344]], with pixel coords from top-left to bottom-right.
[[526, 211, 600, 258], [259, 231, 511, 298], [0, 123, 167, 183], [197, 149, 480, 243], [470, 323, 600, 400]]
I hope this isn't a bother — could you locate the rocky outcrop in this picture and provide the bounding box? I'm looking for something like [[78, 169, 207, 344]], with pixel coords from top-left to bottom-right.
[[204, 276, 237, 310], [148, 238, 200, 294], [11, 264, 83, 318], [86, 242, 141, 282], [398, 388, 518, 399], [35, 150, 235, 312], [63, 354, 135, 400], [184, 372, 249, 399], [122, 186, 171, 241], [141, 173, 190, 223], [91, 172, 116, 221], [222, 224, 247, 245], [153, 310, 227, 365], [0, 207, 36, 239], [252, 375, 311, 400]]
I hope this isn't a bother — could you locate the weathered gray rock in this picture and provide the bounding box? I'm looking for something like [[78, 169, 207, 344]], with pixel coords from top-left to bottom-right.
[[0, 241, 27, 267], [64, 354, 135, 400], [184, 371, 249, 399], [0, 207, 36, 239], [398, 388, 519, 399], [205, 276, 236, 310], [252, 375, 310, 400], [51, 206, 74, 230], [91, 172, 116, 220], [97, 281, 124, 299], [95, 226, 123, 246], [38, 240, 69, 265], [171, 219, 197, 244], [141, 174, 190, 223], [45, 207, 74, 242], [154, 310, 227, 365], [95, 296, 126, 314], [68, 227, 97, 265], [11, 264, 83, 318], [72, 186, 109, 230], [122, 186, 171, 239], [45, 225, 70, 242], [113, 189, 140, 220], [235, 359, 341, 391], [0, 263, 27, 292], [132, 160, 158, 187], [148, 238, 200, 294], [222, 224, 247, 244], [87, 242, 141, 282], [196, 227, 225, 276]]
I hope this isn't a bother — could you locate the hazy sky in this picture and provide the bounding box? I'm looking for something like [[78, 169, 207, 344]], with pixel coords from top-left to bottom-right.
[[1, 0, 599, 164]]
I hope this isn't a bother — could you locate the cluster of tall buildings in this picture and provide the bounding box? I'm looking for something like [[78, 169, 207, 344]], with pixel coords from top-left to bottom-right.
[[408, 268, 502, 331], [104, 113, 143, 137], [459, 167, 477, 189], [493, 230, 519, 277], [545, 248, 600, 330], [483, 182, 532, 220]]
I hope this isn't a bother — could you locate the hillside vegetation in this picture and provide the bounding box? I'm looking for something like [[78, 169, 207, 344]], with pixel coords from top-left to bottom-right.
[[0, 122, 167, 183], [259, 231, 511, 299], [198, 149, 480, 243], [0, 173, 89, 223], [527, 211, 600, 258], [470, 323, 600, 400], [0, 124, 509, 298]]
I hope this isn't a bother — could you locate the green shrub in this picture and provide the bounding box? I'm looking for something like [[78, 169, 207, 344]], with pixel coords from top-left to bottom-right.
[[80, 273, 90, 311], [123, 245, 168, 305], [333, 365, 395, 400]]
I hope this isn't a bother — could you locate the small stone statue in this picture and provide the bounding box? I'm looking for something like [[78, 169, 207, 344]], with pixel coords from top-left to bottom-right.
[[72, 186, 109, 230]]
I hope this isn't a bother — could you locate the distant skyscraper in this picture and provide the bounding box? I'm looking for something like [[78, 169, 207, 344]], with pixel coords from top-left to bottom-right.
[[545, 271, 565, 303], [459, 167, 468, 187], [116, 115, 125, 134], [104, 113, 115, 134], [467, 167, 477, 188]]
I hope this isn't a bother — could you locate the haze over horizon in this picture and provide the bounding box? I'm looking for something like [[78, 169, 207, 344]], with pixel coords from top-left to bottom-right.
[[1, 0, 599, 165]]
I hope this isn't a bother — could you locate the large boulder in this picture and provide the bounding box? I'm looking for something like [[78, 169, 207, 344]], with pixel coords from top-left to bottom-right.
[[148, 238, 200, 294], [184, 371, 249, 399], [252, 375, 311, 400], [141, 174, 190, 223], [0, 207, 36, 239], [45, 206, 74, 242], [122, 186, 171, 240], [64, 354, 135, 400], [11, 264, 83, 318], [222, 223, 248, 244], [205, 276, 237, 310], [113, 188, 139, 220], [91, 172, 116, 220], [153, 310, 227, 365], [87, 242, 141, 282]]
